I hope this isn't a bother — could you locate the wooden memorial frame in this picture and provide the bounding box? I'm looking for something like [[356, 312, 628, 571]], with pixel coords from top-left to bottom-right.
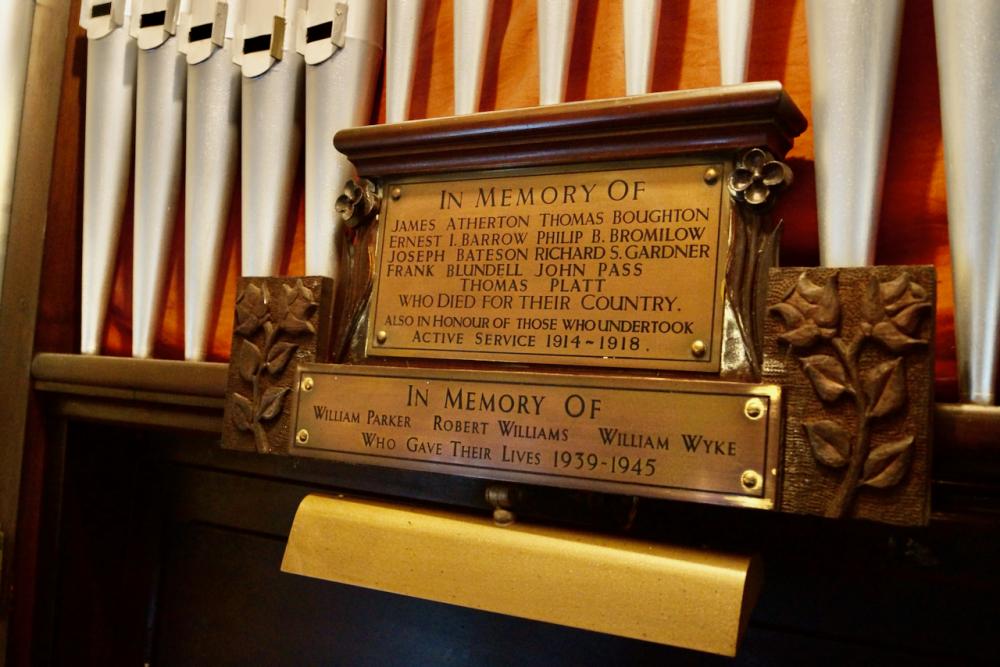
[[222, 82, 933, 526]]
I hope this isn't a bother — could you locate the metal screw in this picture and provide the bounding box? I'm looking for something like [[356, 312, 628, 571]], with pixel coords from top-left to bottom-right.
[[301, 377, 314, 392], [704, 167, 719, 185], [296, 429, 310, 444], [390, 186, 402, 200], [690, 340, 706, 358], [740, 470, 761, 491], [493, 508, 515, 526], [486, 484, 515, 510], [376, 330, 388, 344], [744, 397, 765, 420]]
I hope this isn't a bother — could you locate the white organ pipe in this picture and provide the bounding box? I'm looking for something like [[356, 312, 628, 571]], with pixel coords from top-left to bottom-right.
[[806, 0, 903, 267], [934, 0, 1000, 405], [80, 0, 137, 354], [178, 0, 242, 360], [537, 0, 577, 105], [453, 0, 493, 114], [298, 0, 384, 278], [234, 0, 305, 276], [623, 0, 660, 95], [386, 0, 424, 122], [131, 0, 186, 358], [716, 0, 753, 85]]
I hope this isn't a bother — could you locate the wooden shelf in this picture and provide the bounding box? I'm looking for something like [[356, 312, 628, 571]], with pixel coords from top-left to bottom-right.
[[31, 353, 227, 433]]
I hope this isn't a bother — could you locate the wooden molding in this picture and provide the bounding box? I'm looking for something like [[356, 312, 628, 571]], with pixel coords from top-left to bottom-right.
[[335, 81, 807, 177]]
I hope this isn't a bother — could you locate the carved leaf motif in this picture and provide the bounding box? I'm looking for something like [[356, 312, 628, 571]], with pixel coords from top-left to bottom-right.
[[277, 280, 318, 334], [769, 302, 804, 327], [861, 275, 885, 325], [881, 274, 928, 316], [281, 315, 316, 335], [863, 358, 907, 418], [262, 321, 278, 350], [885, 294, 919, 316], [804, 420, 851, 468], [862, 436, 915, 488], [778, 323, 821, 348], [293, 279, 315, 304], [872, 320, 926, 352], [879, 273, 910, 305], [884, 290, 925, 316], [259, 386, 290, 421], [266, 341, 299, 376], [800, 354, 849, 403], [786, 288, 814, 318], [891, 302, 931, 335], [234, 316, 260, 337], [238, 339, 262, 382], [240, 282, 268, 316], [796, 273, 825, 302], [775, 273, 840, 334], [234, 282, 271, 337], [813, 274, 840, 328], [232, 393, 253, 432]]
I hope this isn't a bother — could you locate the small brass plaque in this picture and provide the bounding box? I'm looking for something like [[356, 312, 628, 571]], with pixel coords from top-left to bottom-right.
[[291, 364, 781, 508], [367, 162, 729, 371]]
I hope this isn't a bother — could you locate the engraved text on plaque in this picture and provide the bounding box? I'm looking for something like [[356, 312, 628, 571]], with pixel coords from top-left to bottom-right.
[[367, 162, 730, 371], [292, 364, 780, 508]]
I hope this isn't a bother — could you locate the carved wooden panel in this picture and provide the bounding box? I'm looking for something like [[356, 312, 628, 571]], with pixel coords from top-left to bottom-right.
[[222, 277, 335, 454], [763, 266, 935, 525]]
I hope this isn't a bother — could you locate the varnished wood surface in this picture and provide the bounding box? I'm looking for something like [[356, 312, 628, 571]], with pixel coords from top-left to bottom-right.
[[335, 82, 806, 175], [31, 353, 227, 397], [37, 0, 965, 400]]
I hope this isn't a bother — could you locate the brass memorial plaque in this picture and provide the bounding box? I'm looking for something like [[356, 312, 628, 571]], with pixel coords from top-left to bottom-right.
[[291, 364, 781, 508], [367, 162, 730, 372]]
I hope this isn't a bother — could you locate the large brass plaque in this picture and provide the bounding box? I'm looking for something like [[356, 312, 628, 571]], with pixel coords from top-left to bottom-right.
[[290, 364, 781, 508], [367, 162, 729, 372]]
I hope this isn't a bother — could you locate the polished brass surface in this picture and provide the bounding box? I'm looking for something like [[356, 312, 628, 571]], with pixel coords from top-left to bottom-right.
[[366, 161, 730, 372], [281, 494, 761, 656], [290, 363, 782, 509]]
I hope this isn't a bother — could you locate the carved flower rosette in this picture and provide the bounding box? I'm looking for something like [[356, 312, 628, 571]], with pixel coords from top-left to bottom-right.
[[728, 147, 793, 210]]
